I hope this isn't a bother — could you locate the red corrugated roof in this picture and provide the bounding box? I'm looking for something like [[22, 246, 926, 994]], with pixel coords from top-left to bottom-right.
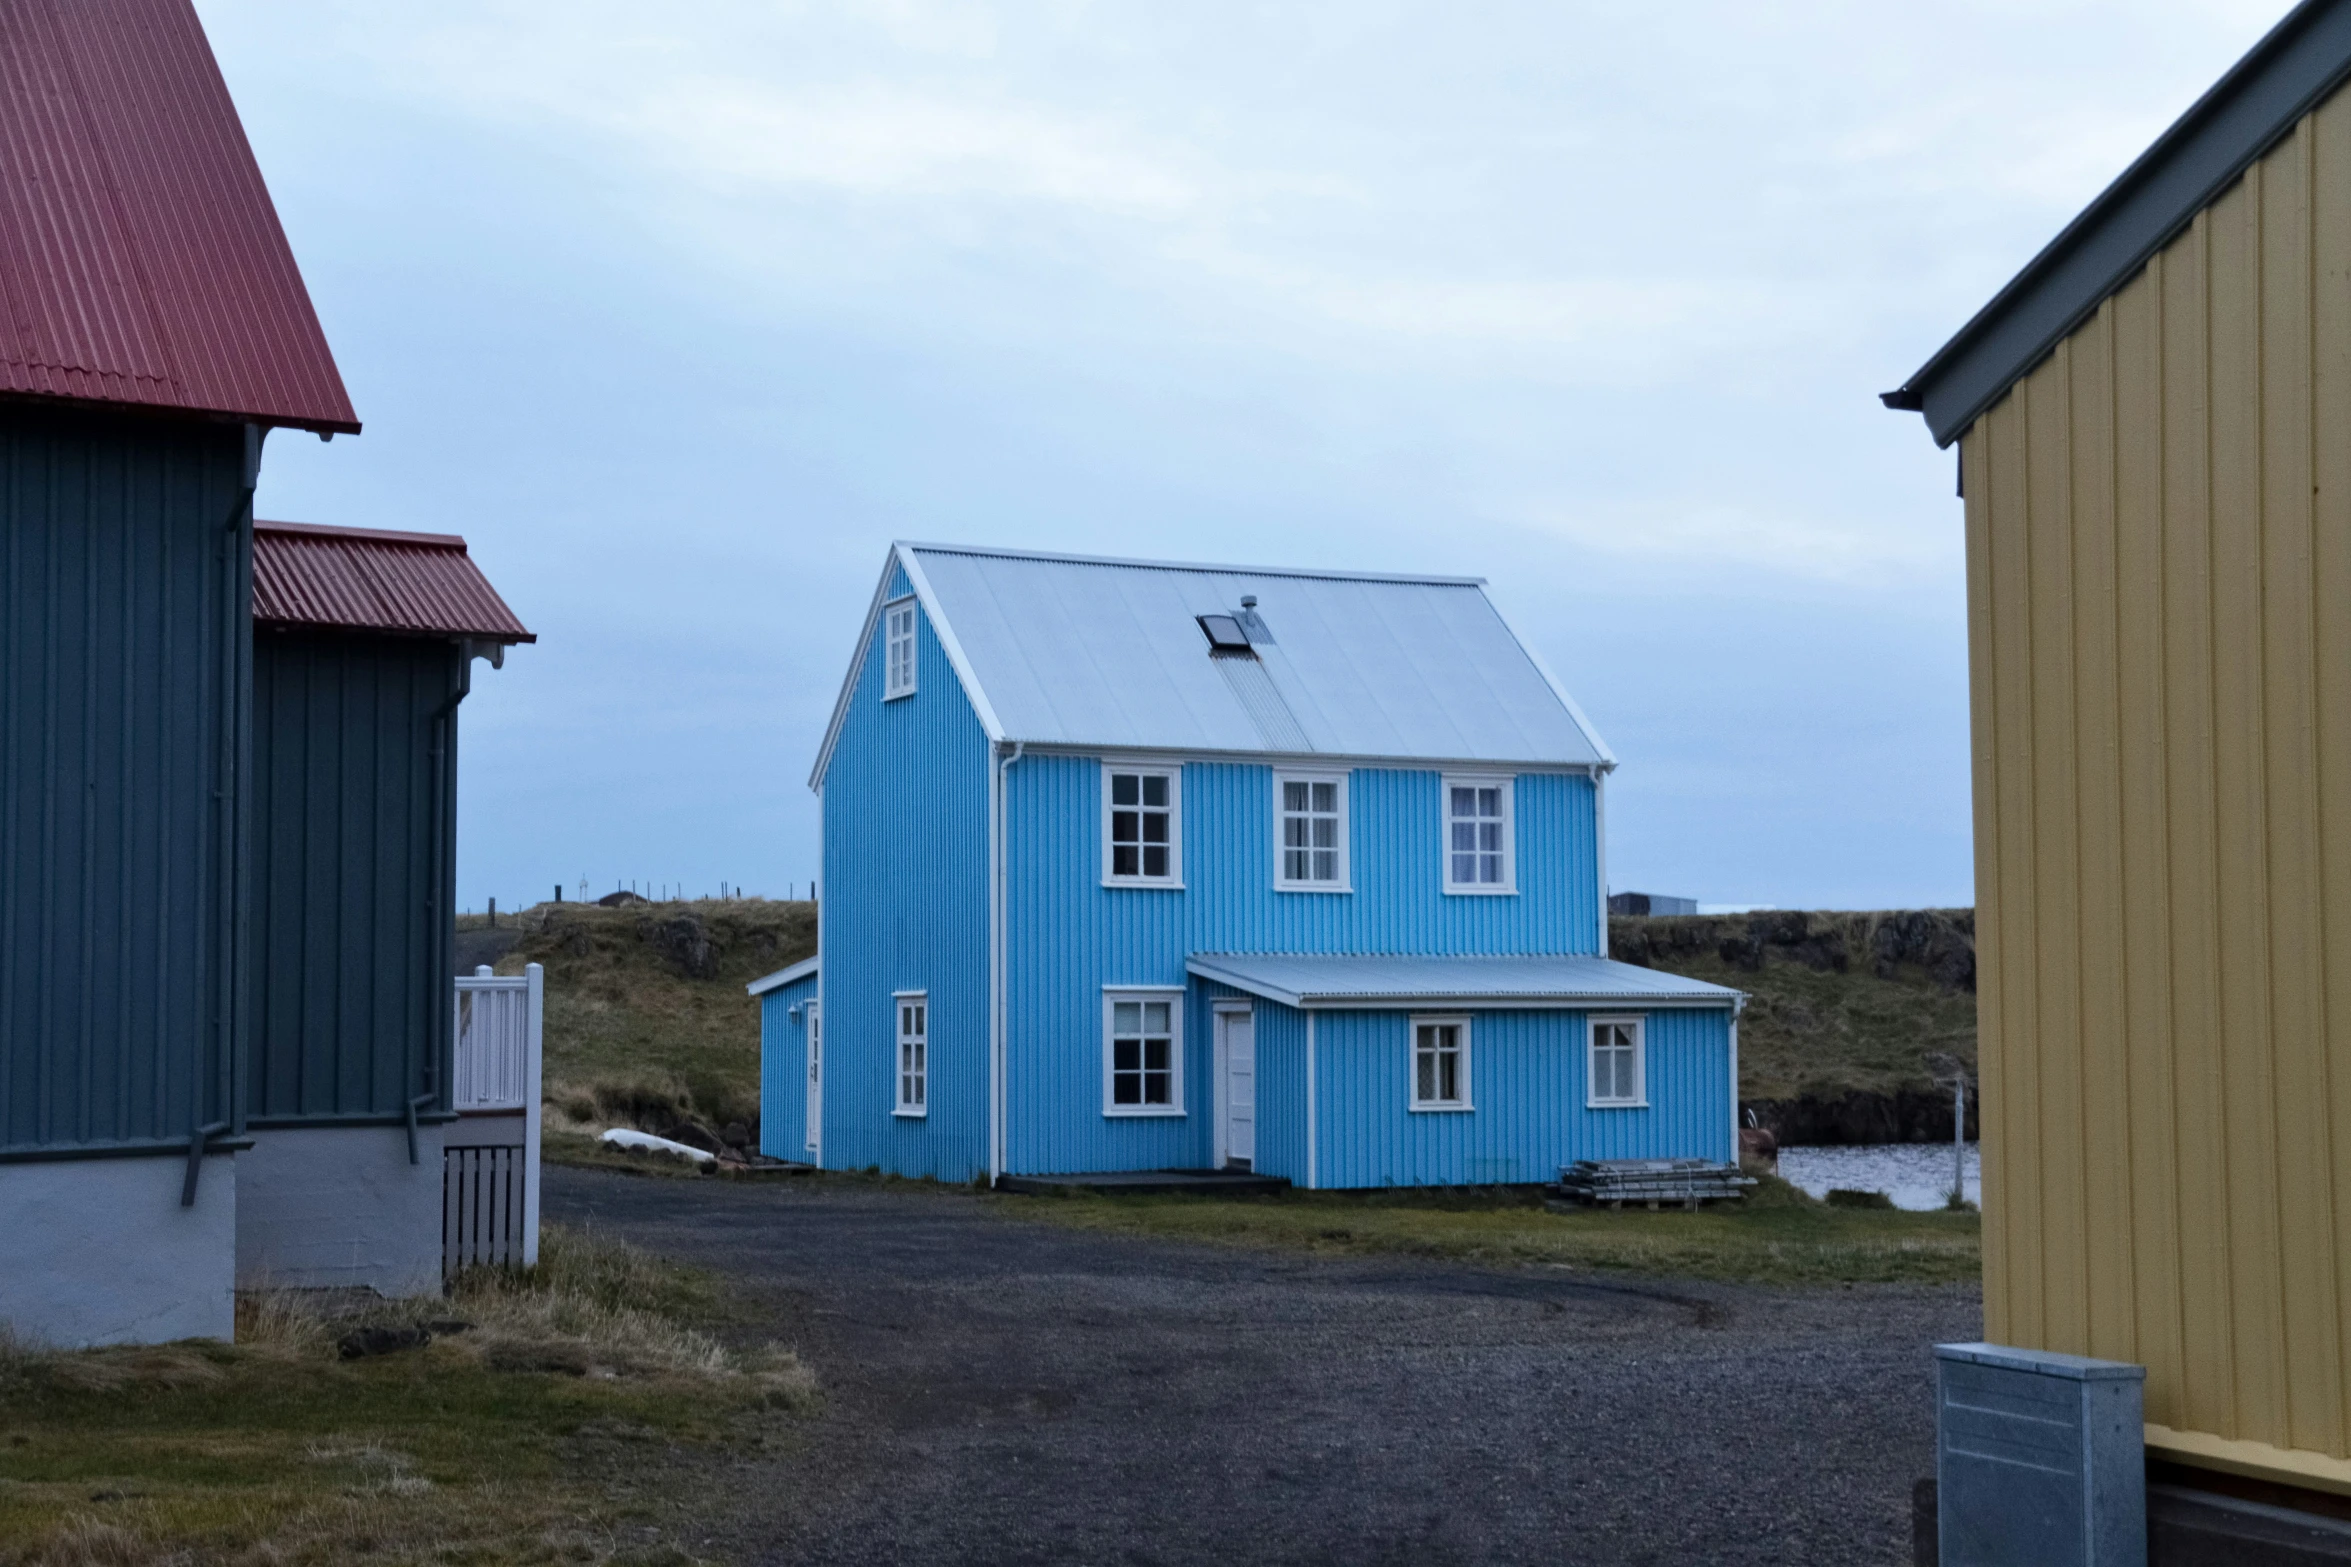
[[0, 0, 358, 434], [253, 521, 534, 643]]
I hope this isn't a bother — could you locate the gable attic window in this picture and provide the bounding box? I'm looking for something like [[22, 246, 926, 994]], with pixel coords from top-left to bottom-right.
[[884, 597, 917, 700], [1197, 614, 1251, 654], [1103, 765, 1181, 886]]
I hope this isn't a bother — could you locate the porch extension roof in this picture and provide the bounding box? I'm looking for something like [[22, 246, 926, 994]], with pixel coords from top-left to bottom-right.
[[1186, 953, 1741, 1011]]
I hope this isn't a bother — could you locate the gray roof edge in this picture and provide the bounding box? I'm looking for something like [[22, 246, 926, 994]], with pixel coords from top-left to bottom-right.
[[1184, 954, 1741, 1008], [1886, 0, 2351, 447], [747, 955, 819, 997], [898, 539, 1488, 588]]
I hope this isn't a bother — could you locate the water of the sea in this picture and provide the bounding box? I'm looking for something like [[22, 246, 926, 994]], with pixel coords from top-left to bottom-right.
[[1776, 1142, 1981, 1211]]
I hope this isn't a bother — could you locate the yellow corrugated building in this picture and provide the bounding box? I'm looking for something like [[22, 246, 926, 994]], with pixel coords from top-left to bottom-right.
[[1887, 0, 2351, 1499]]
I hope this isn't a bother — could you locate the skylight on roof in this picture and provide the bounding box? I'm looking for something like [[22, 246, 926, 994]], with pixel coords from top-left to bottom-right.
[[1197, 614, 1250, 653]]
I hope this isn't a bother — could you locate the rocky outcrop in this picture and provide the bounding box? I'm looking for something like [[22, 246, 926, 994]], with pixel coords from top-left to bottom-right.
[[1610, 908, 1974, 993]]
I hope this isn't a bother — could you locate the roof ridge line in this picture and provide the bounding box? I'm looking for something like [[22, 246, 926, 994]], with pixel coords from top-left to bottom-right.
[[255, 518, 467, 550], [897, 539, 1488, 587]]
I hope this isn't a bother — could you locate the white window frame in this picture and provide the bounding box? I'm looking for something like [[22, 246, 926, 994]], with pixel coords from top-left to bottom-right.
[[894, 990, 928, 1117], [1408, 1014, 1473, 1112], [883, 596, 918, 701], [1272, 769, 1350, 893], [1102, 988, 1185, 1117], [1101, 762, 1183, 888], [1587, 1014, 1647, 1109], [1441, 773, 1516, 895]]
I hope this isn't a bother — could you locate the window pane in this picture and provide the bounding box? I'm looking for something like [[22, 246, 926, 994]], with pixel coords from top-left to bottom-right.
[[1284, 848, 1307, 879], [1417, 1050, 1435, 1102], [1114, 1002, 1140, 1033], [1143, 846, 1168, 878], [914, 1005, 925, 1034], [1285, 817, 1309, 848], [1144, 1002, 1170, 1033], [1311, 819, 1336, 849], [1114, 1073, 1141, 1105], [1453, 852, 1476, 883], [1311, 781, 1335, 812], [1477, 787, 1500, 817], [1479, 823, 1501, 851], [1112, 773, 1138, 806], [1144, 1038, 1169, 1072], [1113, 809, 1138, 844], [1312, 849, 1335, 880], [1142, 775, 1167, 807], [1144, 1070, 1170, 1104], [1450, 786, 1475, 817], [1142, 813, 1167, 844], [1452, 822, 1476, 852], [1284, 780, 1308, 811], [1480, 853, 1501, 883], [1438, 1050, 1458, 1102]]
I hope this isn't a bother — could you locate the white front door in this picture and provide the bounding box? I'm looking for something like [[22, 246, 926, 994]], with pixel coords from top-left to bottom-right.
[[805, 1002, 822, 1157], [1220, 1007, 1255, 1168]]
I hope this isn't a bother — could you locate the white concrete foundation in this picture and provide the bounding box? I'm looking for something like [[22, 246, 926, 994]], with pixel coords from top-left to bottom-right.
[[0, 1153, 237, 1347], [236, 1123, 446, 1297]]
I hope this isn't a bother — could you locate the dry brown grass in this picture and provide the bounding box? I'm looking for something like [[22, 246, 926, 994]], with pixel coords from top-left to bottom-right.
[[0, 1226, 813, 1566]]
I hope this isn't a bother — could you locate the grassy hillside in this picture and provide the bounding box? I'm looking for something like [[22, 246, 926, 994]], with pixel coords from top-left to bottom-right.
[[1610, 909, 1979, 1140], [467, 898, 811, 1140], [473, 899, 1976, 1149]]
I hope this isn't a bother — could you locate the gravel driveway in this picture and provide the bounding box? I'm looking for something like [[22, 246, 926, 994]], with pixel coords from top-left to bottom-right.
[[546, 1167, 1977, 1566]]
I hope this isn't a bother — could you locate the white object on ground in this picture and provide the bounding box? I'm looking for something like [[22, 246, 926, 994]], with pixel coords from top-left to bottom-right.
[[599, 1128, 715, 1169]]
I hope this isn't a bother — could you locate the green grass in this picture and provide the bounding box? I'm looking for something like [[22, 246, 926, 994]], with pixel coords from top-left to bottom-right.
[[469, 899, 812, 1139], [1613, 912, 1979, 1101], [996, 1175, 1980, 1287], [0, 1226, 815, 1566]]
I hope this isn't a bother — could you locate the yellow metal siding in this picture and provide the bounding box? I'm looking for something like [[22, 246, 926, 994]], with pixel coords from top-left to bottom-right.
[[1965, 92, 2351, 1474]]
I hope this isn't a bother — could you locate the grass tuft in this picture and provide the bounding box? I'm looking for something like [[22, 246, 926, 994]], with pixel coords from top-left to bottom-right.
[[0, 1225, 811, 1564]]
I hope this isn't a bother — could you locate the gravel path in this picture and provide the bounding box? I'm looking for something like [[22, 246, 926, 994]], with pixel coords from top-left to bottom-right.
[[546, 1167, 1977, 1566]]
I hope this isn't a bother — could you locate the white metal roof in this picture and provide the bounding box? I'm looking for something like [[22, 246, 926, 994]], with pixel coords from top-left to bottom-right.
[[1186, 953, 1740, 1010], [811, 543, 1612, 787], [746, 955, 818, 997]]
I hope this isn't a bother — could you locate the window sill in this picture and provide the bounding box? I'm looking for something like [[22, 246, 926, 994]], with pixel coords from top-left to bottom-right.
[[1274, 883, 1353, 895], [884, 689, 915, 702], [1442, 885, 1518, 897], [1102, 1107, 1187, 1118], [1408, 1103, 1474, 1114], [1101, 879, 1185, 891], [892, 1108, 928, 1119], [1586, 1100, 1648, 1111]]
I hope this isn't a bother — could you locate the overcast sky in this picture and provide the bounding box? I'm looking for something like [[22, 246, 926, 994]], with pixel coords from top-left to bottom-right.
[[202, 0, 2286, 913]]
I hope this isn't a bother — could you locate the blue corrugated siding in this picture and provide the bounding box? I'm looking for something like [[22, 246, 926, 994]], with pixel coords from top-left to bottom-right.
[[818, 567, 992, 1180], [248, 631, 462, 1123], [758, 973, 819, 1162], [1245, 992, 1310, 1184], [1310, 1006, 1733, 1188], [1002, 755, 1599, 1175], [1, 409, 252, 1157]]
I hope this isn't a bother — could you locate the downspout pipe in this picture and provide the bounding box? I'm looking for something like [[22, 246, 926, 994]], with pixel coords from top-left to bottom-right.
[[200, 423, 262, 1189], [415, 647, 476, 1162]]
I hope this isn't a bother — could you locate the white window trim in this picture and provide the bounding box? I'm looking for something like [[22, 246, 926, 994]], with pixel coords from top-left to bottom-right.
[[1587, 1014, 1647, 1109], [1408, 1013, 1473, 1113], [883, 595, 918, 702], [1102, 987, 1186, 1117], [893, 989, 929, 1118], [1100, 761, 1184, 889], [1441, 772, 1516, 895], [1272, 768, 1351, 893]]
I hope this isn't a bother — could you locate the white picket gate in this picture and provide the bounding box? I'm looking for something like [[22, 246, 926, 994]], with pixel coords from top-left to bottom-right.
[[445, 963, 543, 1273]]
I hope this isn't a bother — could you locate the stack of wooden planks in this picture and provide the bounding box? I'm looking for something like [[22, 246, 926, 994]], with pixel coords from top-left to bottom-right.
[[1549, 1158, 1755, 1211]]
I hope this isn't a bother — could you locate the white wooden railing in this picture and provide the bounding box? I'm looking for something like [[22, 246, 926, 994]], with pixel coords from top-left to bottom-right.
[[447, 963, 543, 1270]]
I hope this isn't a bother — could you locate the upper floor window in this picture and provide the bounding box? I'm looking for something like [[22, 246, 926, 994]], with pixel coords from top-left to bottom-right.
[[895, 992, 928, 1115], [884, 598, 917, 700], [1103, 764, 1181, 886], [1274, 770, 1348, 891], [1103, 989, 1184, 1115], [1442, 774, 1514, 894], [1588, 1016, 1644, 1108], [1410, 1015, 1471, 1111]]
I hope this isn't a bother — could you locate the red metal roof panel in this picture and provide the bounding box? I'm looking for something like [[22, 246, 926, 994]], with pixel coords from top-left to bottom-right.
[[0, 0, 358, 433], [253, 521, 534, 643]]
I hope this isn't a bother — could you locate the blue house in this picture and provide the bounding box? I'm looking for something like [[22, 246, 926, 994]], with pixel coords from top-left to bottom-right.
[[754, 543, 1741, 1188]]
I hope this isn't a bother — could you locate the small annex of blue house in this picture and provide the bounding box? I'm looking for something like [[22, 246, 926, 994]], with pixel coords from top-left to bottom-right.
[[758, 541, 1742, 1188]]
